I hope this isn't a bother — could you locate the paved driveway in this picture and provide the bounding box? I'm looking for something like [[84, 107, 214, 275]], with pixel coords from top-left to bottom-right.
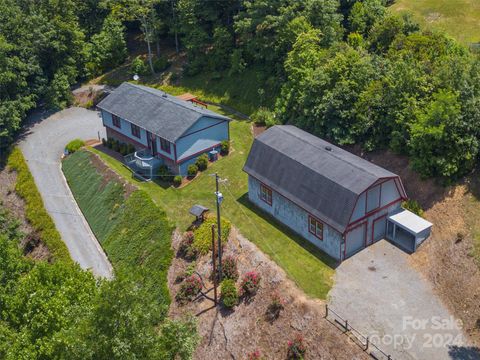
[[19, 107, 112, 278], [328, 241, 469, 360]]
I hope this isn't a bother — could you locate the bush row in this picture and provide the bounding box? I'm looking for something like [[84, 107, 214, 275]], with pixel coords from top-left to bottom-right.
[[7, 148, 72, 263], [102, 137, 135, 156]]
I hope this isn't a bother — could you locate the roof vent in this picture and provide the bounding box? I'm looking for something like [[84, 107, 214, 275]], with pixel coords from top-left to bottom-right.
[[325, 146, 332, 151]]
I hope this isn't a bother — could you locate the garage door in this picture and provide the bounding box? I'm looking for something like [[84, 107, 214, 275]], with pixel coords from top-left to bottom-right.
[[345, 223, 366, 258], [372, 215, 386, 243]]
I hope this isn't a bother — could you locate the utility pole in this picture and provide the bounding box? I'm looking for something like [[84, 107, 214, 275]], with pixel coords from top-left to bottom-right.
[[211, 224, 218, 304], [214, 173, 223, 281]]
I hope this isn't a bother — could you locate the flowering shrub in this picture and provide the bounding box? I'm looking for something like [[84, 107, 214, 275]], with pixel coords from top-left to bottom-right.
[[176, 275, 202, 305], [247, 349, 264, 360], [178, 231, 197, 261], [240, 271, 261, 296], [287, 335, 306, 359], [212, 255, 238, 281], [220, 279, 238, 308], [266, 292, 285, 322]]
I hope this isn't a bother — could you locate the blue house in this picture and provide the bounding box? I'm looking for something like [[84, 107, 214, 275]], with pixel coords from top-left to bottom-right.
[[244, 126, 431, 261], [97, 82, 230, 177]]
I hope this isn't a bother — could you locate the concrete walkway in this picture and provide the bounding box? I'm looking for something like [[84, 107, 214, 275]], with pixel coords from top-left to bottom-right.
[[19, 107, 113, 278], [328, 241, 470, 360]]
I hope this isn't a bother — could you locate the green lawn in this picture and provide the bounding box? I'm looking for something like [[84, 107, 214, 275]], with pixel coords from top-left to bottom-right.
[[391, 0, 480, 44], [89, 120, 335, 299]]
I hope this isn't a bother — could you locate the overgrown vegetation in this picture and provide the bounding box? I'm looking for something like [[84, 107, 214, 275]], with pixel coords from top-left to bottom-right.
[[7, 148, 71, 262], [0, 194, 196, 359], [220, 279, 238, 309]]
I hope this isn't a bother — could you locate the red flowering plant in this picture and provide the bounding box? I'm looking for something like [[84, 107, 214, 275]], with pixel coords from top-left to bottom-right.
[[247, 349, 264, 360], [287, 335, 306, 359], [175, 274, 202, 305], [211, 255, 239, 282], [240, 271, 261, 296], [177, 231, 197, 261]]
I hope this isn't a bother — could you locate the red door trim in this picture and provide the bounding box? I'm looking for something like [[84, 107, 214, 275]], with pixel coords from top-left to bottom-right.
[[344, 221, 367, 260]]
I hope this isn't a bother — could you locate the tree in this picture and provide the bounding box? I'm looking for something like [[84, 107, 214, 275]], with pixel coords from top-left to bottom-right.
[[86, 15, 127, 77], [409, 90, 479, 179], [110, 0, 161, 74]]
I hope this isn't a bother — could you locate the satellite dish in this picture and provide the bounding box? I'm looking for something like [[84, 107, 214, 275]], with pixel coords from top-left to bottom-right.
[[133, 74, 139, 81]]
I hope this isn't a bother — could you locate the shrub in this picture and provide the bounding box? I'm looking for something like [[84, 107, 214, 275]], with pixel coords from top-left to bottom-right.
[[158, 165, 172, 182], [402, 199, 424, 217], [66, 139, 85, 154], [178, 231, 197, 261], [106, 138, 114, 149], [266, 292, 285, 322], [247, 350, 264, 360], [220, 140, 230, 156], [7, 148, 71, 263], [195, 154, 208, 171], [153, 56, 171, 72], [240, 271, 261, 296], [127, 143, 135, 154], [251, 107, 274, 126], [287, 335, 306, 359], [176, 262, 197, 283], [220, 256, 238, 281], [173, 175, 182, 187], [220, 279, 238, 308], [119, 143, 128, 156], [176, 275, 202, 305], [101, 138, 107, 146], [187, 164, 198, 178], [193, 216, 231, 255], [130, 55, 149, 76], [112, 139, 120, 152]]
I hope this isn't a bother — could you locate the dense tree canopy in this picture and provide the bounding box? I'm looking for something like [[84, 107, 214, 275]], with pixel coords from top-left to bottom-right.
[[2, 0, 480, 177]]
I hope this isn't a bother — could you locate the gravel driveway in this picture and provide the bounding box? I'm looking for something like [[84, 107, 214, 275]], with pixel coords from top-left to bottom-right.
[[19, 107, 112, 278], [328, 240, 470, 360]]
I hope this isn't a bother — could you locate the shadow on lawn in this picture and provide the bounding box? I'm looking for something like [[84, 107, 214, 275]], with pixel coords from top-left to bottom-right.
[[237, 193, 338, 270]]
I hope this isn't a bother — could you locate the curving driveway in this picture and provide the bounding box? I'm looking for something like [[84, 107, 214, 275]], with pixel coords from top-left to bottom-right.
[[19, 107, 113, 278]]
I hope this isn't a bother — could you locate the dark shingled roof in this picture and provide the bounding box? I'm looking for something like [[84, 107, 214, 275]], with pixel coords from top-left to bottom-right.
[[97, 82, 230, 142], [243, 125, 398, 233]]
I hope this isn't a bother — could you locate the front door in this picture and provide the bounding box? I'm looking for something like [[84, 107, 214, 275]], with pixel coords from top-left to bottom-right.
[[148, 132, 157, 155]]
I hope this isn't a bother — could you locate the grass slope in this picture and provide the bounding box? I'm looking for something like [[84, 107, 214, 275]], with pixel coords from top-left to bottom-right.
[[391, 0, 480, 44], [7, 148, 71, 263], [89, 120, 335, 299], [62, 151, 173, 304]]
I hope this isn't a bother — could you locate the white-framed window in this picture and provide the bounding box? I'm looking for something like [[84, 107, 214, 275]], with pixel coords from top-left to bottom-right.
[[308, 215, 323, 240]]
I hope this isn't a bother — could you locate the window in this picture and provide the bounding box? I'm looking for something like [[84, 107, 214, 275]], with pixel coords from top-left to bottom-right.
[[131, 123, 141, 138], [308, 216, 323, 240], [260, 183, 272, 205], [366, 184, 381, 213], [159, 137, 171, 153], [112, 114, 121, 128]]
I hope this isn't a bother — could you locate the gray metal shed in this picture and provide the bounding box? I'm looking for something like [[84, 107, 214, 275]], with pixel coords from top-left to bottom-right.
[[386, 209, 432, 252]]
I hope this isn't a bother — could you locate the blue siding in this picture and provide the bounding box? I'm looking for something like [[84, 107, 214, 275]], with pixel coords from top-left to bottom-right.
[[351, 179, 401, 222], [176, 117, 228, 161], [102, 110, 148, 147], [248, 176, 343, 260], [155, 136, 175, 161]]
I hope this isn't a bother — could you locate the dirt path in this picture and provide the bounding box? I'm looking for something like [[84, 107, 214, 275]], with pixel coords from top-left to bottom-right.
[[168, 228, 369, 360]]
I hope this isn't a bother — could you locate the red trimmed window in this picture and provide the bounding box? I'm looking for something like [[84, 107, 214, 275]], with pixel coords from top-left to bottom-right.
[[159, 137, 171, 153], [308, 216, 323, 240], [112, 114, 121, 128], [260, 184, 272, 205], [131, 123, 141, 138]]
